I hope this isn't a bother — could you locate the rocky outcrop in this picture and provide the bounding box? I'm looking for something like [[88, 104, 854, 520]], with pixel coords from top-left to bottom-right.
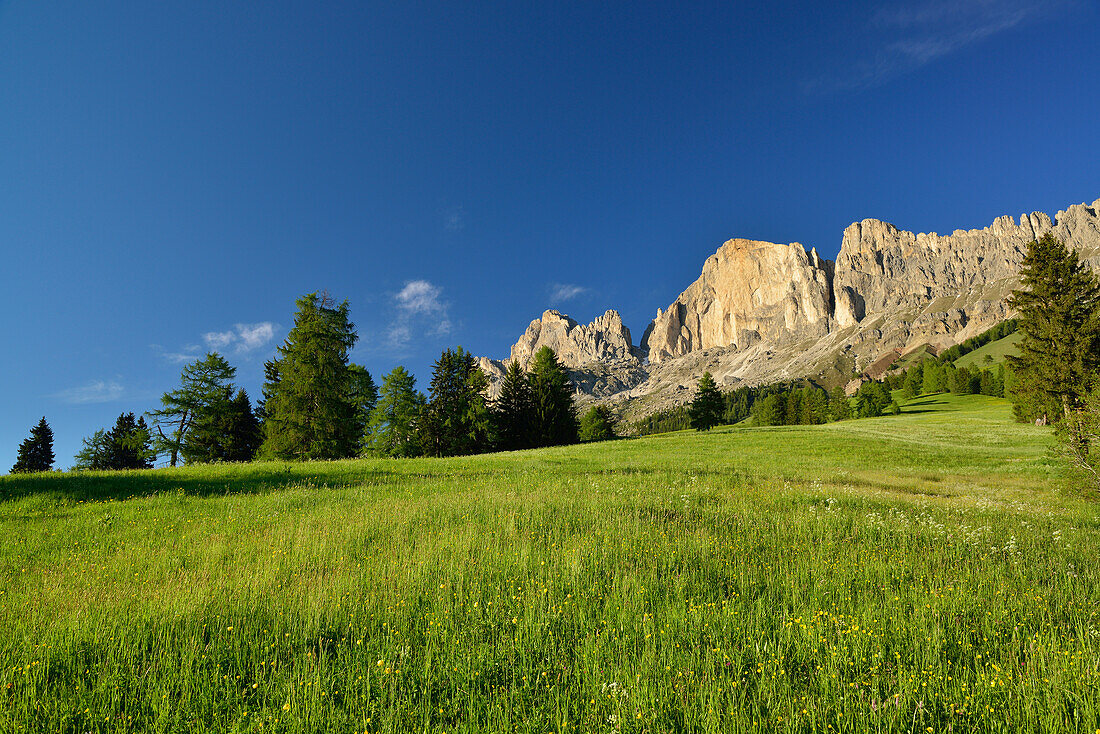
[[507, 309, 640, 369], [477, 309, 643, 395], [642, 240, 834, 362]]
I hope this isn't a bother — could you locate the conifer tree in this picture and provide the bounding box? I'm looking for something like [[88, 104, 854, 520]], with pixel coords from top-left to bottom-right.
[[579, 404, 617, 442], [348, 364, 379, 453], [11, 417, 54, 473], [528, 346, 579, 446], [689, 372, 724, 430], [261, 292, 360, 460], [829, 387, 852, 421], [420, 347, 491, 457], [73, 429, 112, 471], [1008, 233, 1100, 422], [148, 353, 237, 466], [185, 389, 261, 463], [492, 360, 535, 451], [106, 413, 155, 470], [367, 367, 426, 458]]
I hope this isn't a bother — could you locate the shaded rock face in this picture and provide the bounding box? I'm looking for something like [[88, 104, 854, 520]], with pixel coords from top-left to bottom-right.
[[642, 240, 834, 363]]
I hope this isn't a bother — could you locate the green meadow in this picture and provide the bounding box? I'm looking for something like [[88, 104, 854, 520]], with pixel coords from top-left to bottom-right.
[[1, 394, 1097, 733]]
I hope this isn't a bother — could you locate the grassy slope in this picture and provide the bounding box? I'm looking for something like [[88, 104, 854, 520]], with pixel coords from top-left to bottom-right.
[[0, 395, 1097, 733], [954, 333, 1021, 370]]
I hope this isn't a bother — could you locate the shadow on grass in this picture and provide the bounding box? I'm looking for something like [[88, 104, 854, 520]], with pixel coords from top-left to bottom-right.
[[0, 463, 403, 504]]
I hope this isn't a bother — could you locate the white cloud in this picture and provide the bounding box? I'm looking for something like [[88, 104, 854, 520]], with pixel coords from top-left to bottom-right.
[[203, 330, 236, 349], [386, 280, 452, 350], [806, 0, 1059, 93], [237, 322, 276, 351], [550, 283, 587, 302], [202, 322, 278, 354], [396, 280, 444, 315], [52, 380, 125, 404]]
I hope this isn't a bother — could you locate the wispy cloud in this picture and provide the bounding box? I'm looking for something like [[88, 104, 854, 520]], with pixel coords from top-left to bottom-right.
[[52, 380, 125, 404], [387, 279, 452, 350], [202, 322, 278, 355], [151, 343, 201, 364], [549, 283, 587, 303], [807, 0, 1059, 93]]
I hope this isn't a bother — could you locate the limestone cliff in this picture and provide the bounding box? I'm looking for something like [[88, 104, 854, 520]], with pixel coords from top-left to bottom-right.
[[641, 240, 834, 362]]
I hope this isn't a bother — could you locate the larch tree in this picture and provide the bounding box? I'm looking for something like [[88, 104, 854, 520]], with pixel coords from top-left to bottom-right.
[[148, 352, 237, 466]]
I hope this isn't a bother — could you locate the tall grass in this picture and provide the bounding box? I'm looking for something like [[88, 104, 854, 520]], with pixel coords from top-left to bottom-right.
[[0, 394, 1096, 732]]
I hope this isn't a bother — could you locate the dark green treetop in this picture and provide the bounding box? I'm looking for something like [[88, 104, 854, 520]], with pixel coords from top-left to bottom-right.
[[689, 371, 723, 431], [528, 346, 579, 447], [261, 292, 360, 460], [11, 417, 54, 474], [1007, 233, 1100, 422], [367, 366, 426, 458]]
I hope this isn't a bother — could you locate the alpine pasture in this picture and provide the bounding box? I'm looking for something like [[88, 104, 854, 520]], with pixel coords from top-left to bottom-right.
[[1, 394, 1097, 732]]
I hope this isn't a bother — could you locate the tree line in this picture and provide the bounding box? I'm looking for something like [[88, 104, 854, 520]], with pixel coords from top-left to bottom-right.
[[9, 292, 614, 473]]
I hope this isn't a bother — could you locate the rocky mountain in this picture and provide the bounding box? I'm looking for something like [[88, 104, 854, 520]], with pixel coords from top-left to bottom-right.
[[641, 239, 834, 362], [477, 309, 646, 397], [478, 197, 1100, 418]]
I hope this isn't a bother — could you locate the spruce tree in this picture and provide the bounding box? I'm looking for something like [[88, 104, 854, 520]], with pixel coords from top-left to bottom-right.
[[528, 347, 579, 446], [11, 417, 54, 473], [1008, 233, 1100, 422], [491, 360, 535, 451], [105, 413, 155, 470], [261, 292, 360, 460], [420, 347, 491, 457], [829, 387, 852, 421], [689, 372, 723, 430], [367, 367, 426, 457]]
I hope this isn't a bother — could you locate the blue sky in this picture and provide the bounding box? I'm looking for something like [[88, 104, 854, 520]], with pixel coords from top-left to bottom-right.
[[2, 0, 1098, 471]]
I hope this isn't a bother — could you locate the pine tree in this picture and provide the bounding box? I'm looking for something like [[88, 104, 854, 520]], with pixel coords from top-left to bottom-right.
[[261, 292, 360, 460], [11, 417, 54, 473], [420, 347, 492, 457], [579, 405, 617, 442], [491, 360, 535, 451], [528, 347, 578, 446], [148, 353, 237, 466], [1008, 233, 1100, 422], [689, 372, 724, 431], [367, 367, 426, 458]]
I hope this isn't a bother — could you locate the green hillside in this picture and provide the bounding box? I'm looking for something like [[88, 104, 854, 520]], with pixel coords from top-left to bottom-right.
[[1, 395, 1096, 732], [954, 332, 1021, 369]]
